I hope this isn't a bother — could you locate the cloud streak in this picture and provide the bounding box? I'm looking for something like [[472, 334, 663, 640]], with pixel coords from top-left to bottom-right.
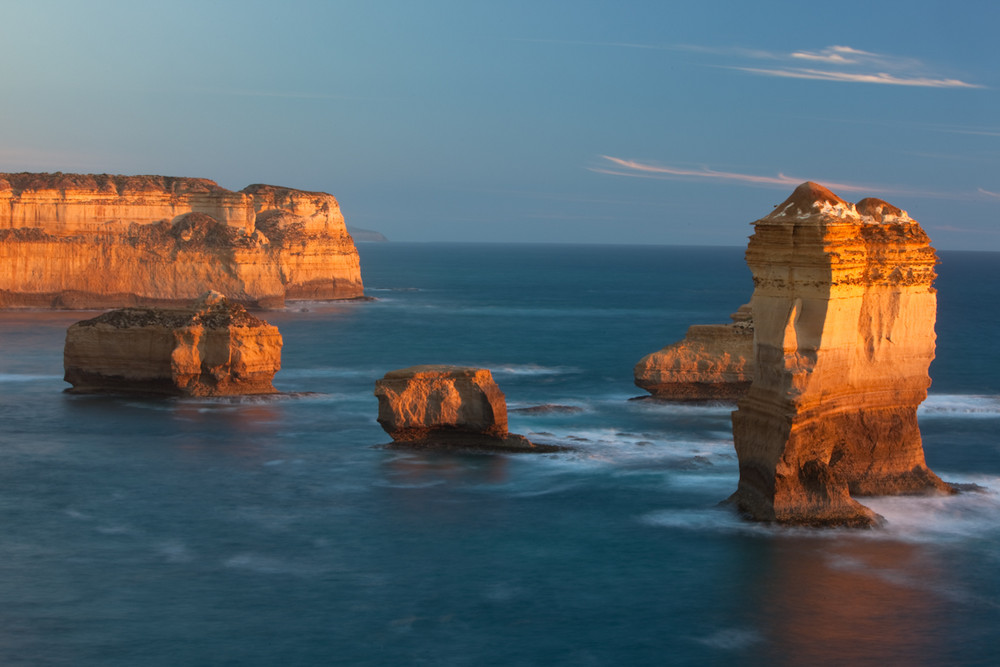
[[722, 44, 983, 88], [519, 38, 983, 89], [733, 66, 982, 89], [592, 156, 872, 193], [979, 188, 1000, 199], [592, 156, 970, 201]]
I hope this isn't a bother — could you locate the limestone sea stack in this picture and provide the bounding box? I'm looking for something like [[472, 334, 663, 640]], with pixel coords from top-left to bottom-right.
[[374, 365, 543, 451], [0, 173, 363, 308], [64, 291, 282, 396], [634, 304, 754, 400], [730, 182, 952, 527]]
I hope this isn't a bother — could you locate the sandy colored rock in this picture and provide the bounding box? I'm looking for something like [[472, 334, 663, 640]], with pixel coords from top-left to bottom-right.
[[64, 291, 282, 396], [0, 173, 363, 308], [634, 304, 754, 400], [730, 182, 952, 527], [374, 365, 539, 450]]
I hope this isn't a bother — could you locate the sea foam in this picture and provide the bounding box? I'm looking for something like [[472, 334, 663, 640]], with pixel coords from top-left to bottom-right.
[[919, 394, 1000, 417]]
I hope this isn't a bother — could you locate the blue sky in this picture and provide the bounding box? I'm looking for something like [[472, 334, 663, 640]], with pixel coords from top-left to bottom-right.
[[2, 0, 998, 249]]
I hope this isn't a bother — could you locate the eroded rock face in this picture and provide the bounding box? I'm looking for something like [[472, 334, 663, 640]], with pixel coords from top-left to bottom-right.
[[374, 365, 538, 450], [634, 304, 754, 400], [64, 291, 282, 396], [730, 182, 952, 527], [0, 173, 363, 308]]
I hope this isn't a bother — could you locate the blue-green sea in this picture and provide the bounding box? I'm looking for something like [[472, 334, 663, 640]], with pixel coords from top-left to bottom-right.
[[1, 244, 997, 666]]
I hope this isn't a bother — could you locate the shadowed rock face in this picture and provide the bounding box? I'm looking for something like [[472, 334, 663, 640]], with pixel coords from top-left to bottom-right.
[[730, 182, 952, 527], [634, 304, 754, 401], [63, 291, 282, 396], [374, 365, 541, 451], [0, 172, 363, 308]]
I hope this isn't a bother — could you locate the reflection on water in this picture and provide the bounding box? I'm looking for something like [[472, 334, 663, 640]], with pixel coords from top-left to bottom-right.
[[757, 537, 953, 667]]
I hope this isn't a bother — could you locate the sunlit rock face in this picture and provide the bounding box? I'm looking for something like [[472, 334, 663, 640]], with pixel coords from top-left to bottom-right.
[[0, 173, 363, 308], [374, 365, 538, 450], [64, 291, 282, 396], [634, 304, 754, 400], [731, 182, 952, 527]]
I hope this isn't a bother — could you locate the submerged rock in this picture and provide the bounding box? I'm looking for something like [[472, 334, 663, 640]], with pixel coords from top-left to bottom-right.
[[730, 182, 952, 527], [634, 304, 754, 401], [63, 291, 282, 396], [374, 365, 551, 451]]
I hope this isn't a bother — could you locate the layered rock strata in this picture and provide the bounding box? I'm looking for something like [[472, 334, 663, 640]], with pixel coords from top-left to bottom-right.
[[374, 365, 545, 451], [64, 291, 282, 396], [634, 304, 754, 400], [730, 182, 952, 527], [0, 172, 363, 308]]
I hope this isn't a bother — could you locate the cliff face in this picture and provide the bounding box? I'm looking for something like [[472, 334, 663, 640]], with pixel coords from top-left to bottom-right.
[[634, 304, 754, 400], [0, 173, 363, 308], [64, 291, 282, 396], [731, 182, 951, 527]]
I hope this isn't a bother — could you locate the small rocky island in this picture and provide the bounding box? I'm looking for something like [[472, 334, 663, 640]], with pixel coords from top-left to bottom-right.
[[729, 182, 952, 526], [0, 172, 364, 308], [634, 304, 754, 400], [64, 292, 282, 396], [374, 365, 553, 451]]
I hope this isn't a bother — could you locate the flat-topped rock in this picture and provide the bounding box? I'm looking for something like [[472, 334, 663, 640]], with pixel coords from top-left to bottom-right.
[[374, 365, 549, 451], [634, 304, 754, 401], [730, 182, 952, 527], [63, 291, 282, 396], [0, 172, 363, 308]]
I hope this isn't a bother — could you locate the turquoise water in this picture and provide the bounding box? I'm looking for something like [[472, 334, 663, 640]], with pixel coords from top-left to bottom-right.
[[0, 244, 997, 666]]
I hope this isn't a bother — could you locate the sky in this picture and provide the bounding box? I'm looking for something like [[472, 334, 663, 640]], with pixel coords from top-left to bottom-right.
[[1, 0, 998, 249]]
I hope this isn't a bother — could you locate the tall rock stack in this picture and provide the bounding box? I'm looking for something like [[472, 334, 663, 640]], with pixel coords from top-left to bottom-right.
[[0, 173, 363, 308], [731, 182, 951, 527]]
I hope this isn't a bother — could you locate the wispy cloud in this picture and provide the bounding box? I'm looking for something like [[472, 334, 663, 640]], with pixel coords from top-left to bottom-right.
[[790, 45, 870, 64], [941, 127, 1000, 137], [726, 44, 982, 88], [518, 38, 983, 89], [592, 156, 871, 193], [731, 67, 982, 88], [592, 156, 969, 200], [733, 66, 982, 89], [978, 188, 1000, 199]]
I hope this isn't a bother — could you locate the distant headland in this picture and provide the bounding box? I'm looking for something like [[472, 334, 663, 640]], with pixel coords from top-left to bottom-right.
[[0, 172, 364, 308]]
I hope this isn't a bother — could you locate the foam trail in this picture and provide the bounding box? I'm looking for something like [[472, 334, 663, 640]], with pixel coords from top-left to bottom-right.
[[489, 364, 579, 377], [863, 475, 1000, 543], [0, 373, 62, 383], [920, 394, 1000, 417]]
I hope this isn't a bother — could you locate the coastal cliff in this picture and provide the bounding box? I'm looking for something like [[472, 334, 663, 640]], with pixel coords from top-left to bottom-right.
[[0, 173, 363, 308], [634, 304, 754, 400], [730, 182, 951, 526]]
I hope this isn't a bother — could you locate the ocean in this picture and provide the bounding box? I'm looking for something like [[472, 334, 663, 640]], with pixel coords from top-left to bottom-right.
[[0, 243, 997, 666]]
